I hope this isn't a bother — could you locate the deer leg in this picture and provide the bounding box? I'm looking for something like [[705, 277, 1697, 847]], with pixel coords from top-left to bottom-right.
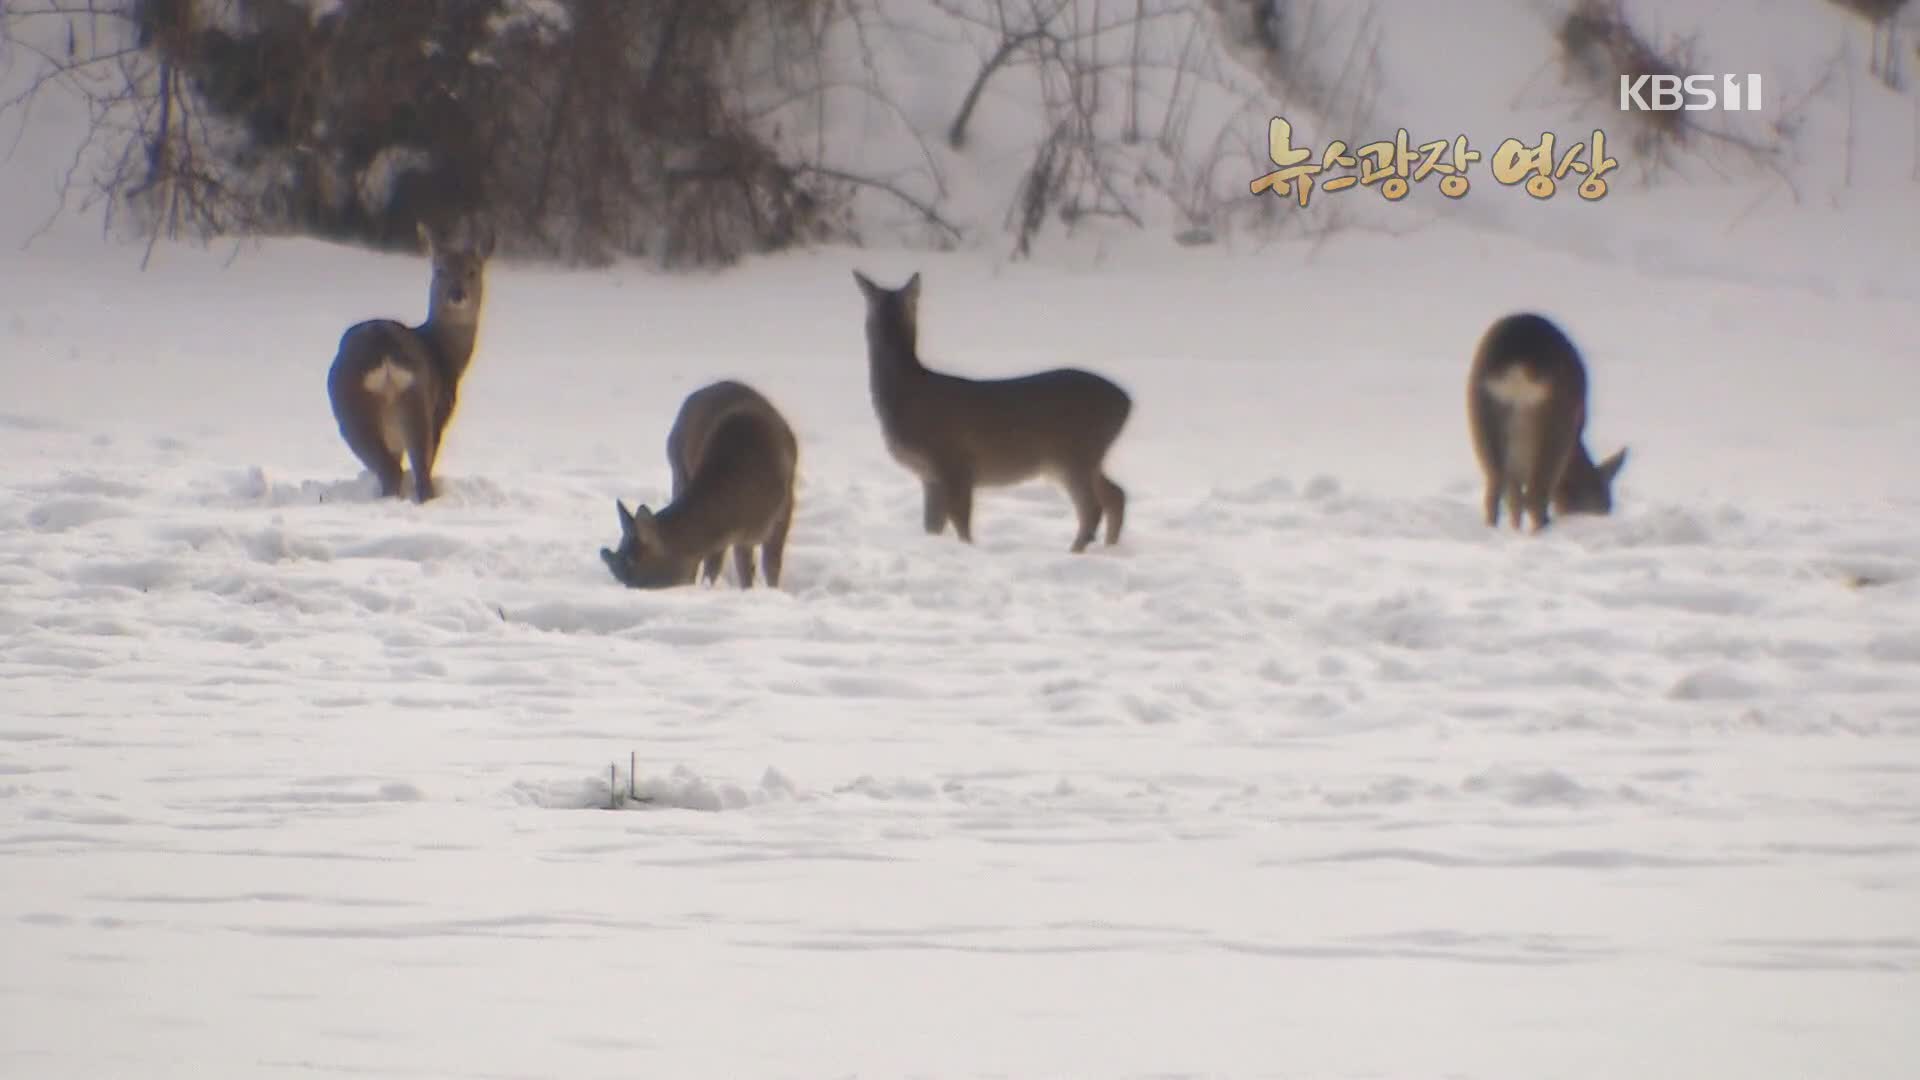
[[1501, 413, 1535, 532], [405, 398, 438, 503], [370, 453, 404, 500], [762, 501, 793, 589], [1482, 475, 1504, 529], [1064, 470, 1103, 554], [1524, 486, 1552, 533], [921, 480, 948, 535], [732, 544, 756, 589], [701, 551, 726, 586], [1525, 400, 1584, 532], [1097, 472, 1126, 546], [938, 467, 975, 544], [1469, 387, 1508, 528], [335, 403, 405, 498]]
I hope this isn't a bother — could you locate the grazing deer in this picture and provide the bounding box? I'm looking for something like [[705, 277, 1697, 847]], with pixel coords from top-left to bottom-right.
[[601, 380, 798, 590], [1467, 312, 1628, 532], [326, 220, 495, 503], [853, 270, 1132, 553]]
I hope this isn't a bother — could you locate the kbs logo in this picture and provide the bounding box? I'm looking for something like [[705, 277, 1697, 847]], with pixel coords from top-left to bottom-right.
[[1619, 74, 1763, 112]]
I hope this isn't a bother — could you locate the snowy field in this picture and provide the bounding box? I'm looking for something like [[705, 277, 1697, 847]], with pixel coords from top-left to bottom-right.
[[5, 2, 1920, 1078]]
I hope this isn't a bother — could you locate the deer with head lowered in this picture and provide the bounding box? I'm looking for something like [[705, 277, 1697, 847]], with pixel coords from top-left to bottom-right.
[[853, 270, 1132, 554], [601, 380, 798, 590], [327, 220, 495, 503], [1467, 311, 1628, 532]]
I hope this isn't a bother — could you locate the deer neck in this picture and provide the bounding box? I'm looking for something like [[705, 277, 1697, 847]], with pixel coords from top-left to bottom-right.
[[652, 476, 744, 560], [866, 319, 926, 397], [418, 309, 482, 384]]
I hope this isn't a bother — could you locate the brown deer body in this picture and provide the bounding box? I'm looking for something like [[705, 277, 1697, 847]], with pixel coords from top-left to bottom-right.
[[327, 222, 494, 503], [1468, 312, 1628, 532], [601, 380, 798, 590], [853, 270, 1132, 553]]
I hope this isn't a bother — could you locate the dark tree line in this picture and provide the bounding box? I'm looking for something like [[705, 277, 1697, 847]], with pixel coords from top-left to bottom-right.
[[6, 0, 841, 266], [6, 0, 1397, 267]]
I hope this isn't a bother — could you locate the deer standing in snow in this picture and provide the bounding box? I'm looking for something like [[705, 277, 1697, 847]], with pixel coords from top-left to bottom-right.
[[853, 270, 1133, 553], [1467, 311, 1628, 532], [601, 380, 799, 590], [327, 220, 495, 503]]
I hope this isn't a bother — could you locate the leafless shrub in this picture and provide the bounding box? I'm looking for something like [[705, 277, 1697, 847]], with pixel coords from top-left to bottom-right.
[[1547, 0, 1795, 194], [2, 0, 852, 268], [1, 2, 260, 266], [3, 0, 1383, 265], [926, 0, 1166, 256], [1209, 0, 1380, 133], [1202, 0, 1390, 246], [1555, 0, 1695, 164], [911, 0, 1382, 257], [491, 0, 847, 267], [1821, 0, 1910, 88]]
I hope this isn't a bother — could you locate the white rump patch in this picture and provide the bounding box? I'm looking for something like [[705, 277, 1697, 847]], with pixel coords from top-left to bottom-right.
[[1483, 365, 1551, 409], [361, 358, 416, 399], [359, 357, 415, 458]]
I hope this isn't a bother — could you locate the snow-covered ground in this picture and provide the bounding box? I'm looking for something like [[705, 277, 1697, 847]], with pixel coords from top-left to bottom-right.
[[4, 1, 1919, 1078]]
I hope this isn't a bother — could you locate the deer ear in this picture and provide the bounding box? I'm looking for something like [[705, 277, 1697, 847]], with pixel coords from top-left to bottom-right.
[[616, 499, 635, 535], [900, 273, 923, 326], [1598, 447, 1628, 481], [629, 504, 665, 548], [852, 270, 879, 297]]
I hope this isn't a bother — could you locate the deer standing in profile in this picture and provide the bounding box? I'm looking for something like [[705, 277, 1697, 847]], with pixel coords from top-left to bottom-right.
[[853, 270, 1132, 554], [601, 380, 798, 590], [1467, 311, 1628, 532], [327, 220, 495, 503]]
